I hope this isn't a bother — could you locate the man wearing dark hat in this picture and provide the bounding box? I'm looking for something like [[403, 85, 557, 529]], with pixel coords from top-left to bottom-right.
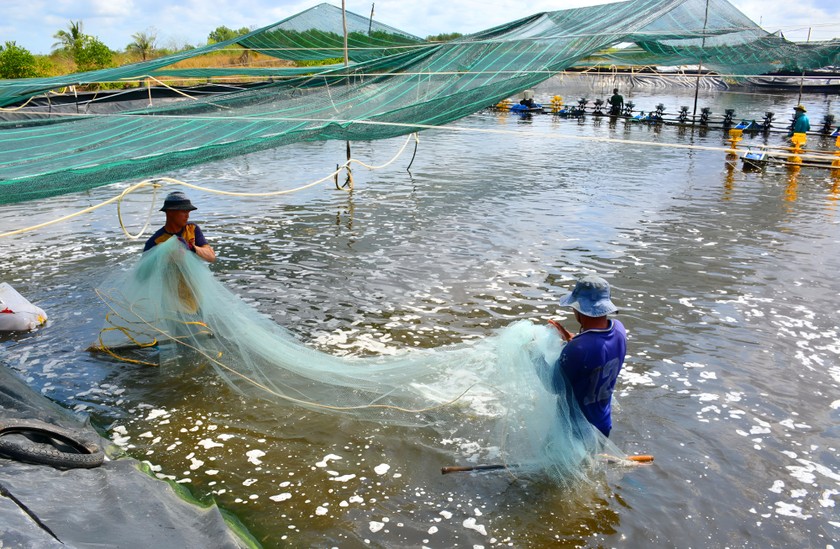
[[547, 275, 626, 437], [143, 191, 216, 263], [788, 105, 810, 137]]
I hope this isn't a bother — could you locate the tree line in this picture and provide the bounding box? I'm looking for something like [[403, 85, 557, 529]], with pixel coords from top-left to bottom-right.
[[0, 22, 252, 79], [0, 22, 464, 80]]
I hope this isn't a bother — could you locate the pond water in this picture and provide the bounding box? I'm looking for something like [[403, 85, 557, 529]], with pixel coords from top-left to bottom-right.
[[1, 77, 839, 547]]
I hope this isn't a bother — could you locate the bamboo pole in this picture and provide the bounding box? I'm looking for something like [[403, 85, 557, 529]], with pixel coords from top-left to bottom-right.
[[441, 455, 654, 474], [797, 27, 812, 106]]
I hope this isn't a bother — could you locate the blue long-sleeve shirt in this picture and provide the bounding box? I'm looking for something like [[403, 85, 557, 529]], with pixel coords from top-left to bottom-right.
[[552, 319, 626, 436]]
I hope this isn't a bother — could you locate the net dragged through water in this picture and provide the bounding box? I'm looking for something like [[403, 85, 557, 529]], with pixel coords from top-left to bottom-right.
[[93, 237, 629, 485]]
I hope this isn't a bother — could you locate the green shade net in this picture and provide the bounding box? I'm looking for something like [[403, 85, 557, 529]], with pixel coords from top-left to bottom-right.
[[92, 237, 627, 486], [1, 0, 838, 206]]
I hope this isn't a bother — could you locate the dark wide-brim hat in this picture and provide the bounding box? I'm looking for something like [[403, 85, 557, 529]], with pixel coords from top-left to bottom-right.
[[160, 191, 197, 211], [557, 275, 618, 317]]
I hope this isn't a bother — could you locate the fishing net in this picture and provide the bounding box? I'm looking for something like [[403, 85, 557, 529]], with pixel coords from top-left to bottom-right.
[[91, 237, 627, 486], [2, 0, 839, 205]]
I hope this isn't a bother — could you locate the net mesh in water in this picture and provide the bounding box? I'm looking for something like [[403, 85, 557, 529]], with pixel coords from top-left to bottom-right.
[[92, 238, 627, 486], [1, 0, 838, 205]]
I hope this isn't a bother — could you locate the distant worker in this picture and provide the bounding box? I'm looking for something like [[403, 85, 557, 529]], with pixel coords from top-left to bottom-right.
[[788, 104, 810, 136], [547, 275, 626, 437], [608, 88, 624, 116], [144, 191, 216, 263], [520, 89, 536, 109]]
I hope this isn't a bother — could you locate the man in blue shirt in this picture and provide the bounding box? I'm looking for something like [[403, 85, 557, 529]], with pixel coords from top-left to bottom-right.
[[144, 191, 216, 263], [548, 275, 626, 437]]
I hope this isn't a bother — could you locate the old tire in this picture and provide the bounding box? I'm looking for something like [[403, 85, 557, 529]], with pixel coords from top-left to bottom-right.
[[0, 418, 105, 469]]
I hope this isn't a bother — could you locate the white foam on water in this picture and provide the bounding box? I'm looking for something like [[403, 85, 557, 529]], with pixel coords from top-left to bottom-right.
[[330, 474, 356, 482], [440, 438, 483, 459], [369, 521, 385, 533], [198, 438, 224, 449], [620, 369, 657, 386], [316, 454, 342, 467], [246, 449, 265, 465], [725, 392, 742, 402], [270, 493, 292, 502], [145, 409, 169, 421], [374, 463, 390, 475], [774, 501, 812, 519], [463, 517, 487, 536], [788, 459, 840, 483], [769, 480, 784, 494], [316, 506, 328, 515], [818, 489, 838, 507], [110, 424, 131, 448], [780, 419, 811, 430]]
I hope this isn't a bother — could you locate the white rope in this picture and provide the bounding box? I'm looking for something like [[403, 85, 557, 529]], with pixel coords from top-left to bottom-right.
[[0, 132, 420, 239], [0, 180, 159, 239]]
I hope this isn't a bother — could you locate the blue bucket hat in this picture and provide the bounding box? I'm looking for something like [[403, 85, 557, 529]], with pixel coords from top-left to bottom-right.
[[160, 191, 197, 211], [558, 275, 618, 317]]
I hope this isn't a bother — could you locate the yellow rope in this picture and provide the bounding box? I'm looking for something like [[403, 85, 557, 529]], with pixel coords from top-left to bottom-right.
[[0, 95, 38, 111]]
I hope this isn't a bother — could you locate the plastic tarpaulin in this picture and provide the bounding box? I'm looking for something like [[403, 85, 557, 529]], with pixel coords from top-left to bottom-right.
[[0, 365, 257, 548]]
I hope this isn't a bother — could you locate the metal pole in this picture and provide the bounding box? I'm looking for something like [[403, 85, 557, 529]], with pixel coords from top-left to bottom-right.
[[368, 3, 375, 36], [341, 1, 352, 189], [692, 0, 710, 123], [342, 0, 349, 67]]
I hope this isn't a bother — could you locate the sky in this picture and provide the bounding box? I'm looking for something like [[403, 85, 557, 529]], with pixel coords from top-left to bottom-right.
[[2, 0, 839, 55]]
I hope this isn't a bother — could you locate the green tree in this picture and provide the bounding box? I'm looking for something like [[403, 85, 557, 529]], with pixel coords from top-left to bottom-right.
[[52, 20, 85, 56], [75, 36, 113, 71], [207, 26, 250, 44], [127, 30, 157, 61], [0, 41, 39, 78], [426, 32, 463, 42]]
